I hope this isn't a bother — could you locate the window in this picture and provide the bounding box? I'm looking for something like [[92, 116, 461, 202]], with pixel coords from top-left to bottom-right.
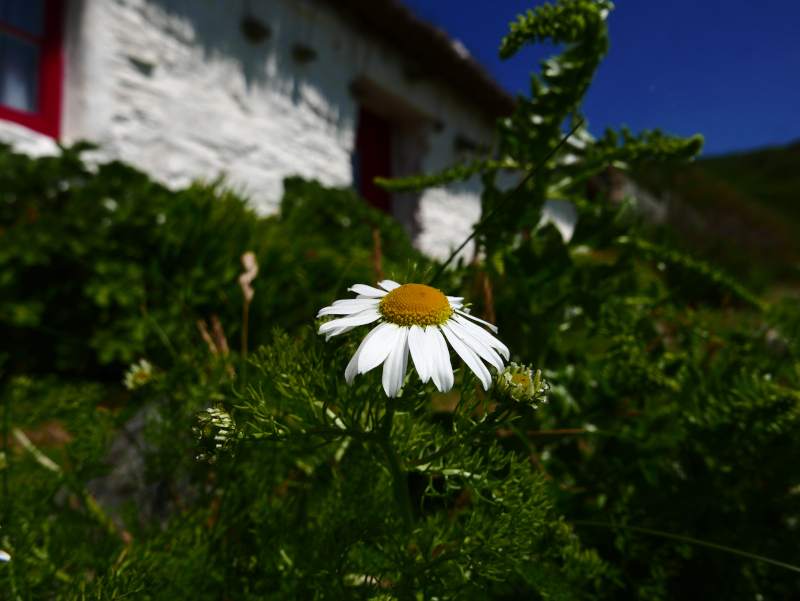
[[0, 0, 63, 138]]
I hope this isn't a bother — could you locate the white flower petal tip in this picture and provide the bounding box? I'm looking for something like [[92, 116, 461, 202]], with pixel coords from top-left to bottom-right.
[[347, 284, 388, 297], [319, 282, 507, 397], [377, 280, 401, 291], [0, 550, 9, 562], [441, 324, 492, 390], [317, 299, 380, 318], [455, 309, 499, 334], [317, 308, 381, 337]]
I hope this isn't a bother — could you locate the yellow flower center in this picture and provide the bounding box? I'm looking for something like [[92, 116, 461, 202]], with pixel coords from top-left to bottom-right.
[[379, 284, 452, 327], [510, 373, 531, 387]]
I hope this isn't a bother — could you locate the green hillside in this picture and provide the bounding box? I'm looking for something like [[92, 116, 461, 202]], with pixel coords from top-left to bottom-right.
[[697, 139, 800, 225], [633, 138, 800, 290]]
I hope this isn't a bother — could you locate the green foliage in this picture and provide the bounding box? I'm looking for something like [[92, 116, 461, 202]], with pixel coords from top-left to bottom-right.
[[499, 0, 613, 61], [0, 147, 421, 382], [2, 0, 800, 599], [375, 158, 490, 193]]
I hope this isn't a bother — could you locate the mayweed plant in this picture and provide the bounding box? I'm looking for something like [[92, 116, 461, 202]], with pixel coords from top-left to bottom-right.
[[3, 1, 800, 600]]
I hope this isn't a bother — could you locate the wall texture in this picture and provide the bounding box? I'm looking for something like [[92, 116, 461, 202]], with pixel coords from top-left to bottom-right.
[[1, 0, 499, 261]]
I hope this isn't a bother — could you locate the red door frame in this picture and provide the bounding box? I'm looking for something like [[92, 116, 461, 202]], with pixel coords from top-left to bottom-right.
[[0, 0, 65, 138], [355, 106, 392, 214]]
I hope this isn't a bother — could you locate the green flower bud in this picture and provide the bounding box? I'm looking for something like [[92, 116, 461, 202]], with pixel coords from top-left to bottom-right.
[[193, 402, 240, 463], [494, 363, 550, 407]]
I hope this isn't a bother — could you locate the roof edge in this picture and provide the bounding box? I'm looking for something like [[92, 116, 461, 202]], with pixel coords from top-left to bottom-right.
[[323, 0, 517, 119]]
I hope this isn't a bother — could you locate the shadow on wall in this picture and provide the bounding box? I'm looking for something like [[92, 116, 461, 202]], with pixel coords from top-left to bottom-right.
[[139, 0, 360, 121], [138, 0, 435, 236]]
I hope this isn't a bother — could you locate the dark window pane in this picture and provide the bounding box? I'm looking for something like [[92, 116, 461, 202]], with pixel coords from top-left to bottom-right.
[[0, 0, 44, 36], [0, 32, 39, 112]]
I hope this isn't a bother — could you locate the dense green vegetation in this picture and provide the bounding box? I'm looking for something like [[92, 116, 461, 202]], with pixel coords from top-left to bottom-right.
[[2, 1, 799, 599]]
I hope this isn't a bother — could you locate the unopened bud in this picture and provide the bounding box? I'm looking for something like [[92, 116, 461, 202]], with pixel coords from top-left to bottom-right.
[[193, 402, 240, 463], [494, 363, 551, 406]]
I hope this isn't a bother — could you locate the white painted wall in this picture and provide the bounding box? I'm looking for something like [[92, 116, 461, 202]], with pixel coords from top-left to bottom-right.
[[1, 0, 500, 262]]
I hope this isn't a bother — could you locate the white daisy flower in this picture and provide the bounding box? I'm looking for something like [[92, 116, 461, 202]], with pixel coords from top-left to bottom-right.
[[317, 280, 509, 397]]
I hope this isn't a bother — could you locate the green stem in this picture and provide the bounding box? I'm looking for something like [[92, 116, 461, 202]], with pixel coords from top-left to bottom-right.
[[241, 300, 250, 391], [2, 388, 7, 520], [571, 520, 800, 575], [298, 427, 377, 440], [241, 427, 378, 443], [144, 312, 177, 360], [378, 408, 414, 536]]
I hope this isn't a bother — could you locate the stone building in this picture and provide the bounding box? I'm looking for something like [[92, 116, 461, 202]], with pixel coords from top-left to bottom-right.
[[0, 0, 515, 260]]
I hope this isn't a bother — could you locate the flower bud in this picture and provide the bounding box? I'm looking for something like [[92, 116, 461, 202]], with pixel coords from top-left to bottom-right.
[[123, 359, 154, 390], [193, 402, 240, 463], [494, 363, 550, 407]]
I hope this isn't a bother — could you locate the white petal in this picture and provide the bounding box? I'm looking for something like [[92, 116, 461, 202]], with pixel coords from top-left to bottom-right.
[[317, 299, 380, 317], [407, 325, 430, 383], [333, 298, 381, 307], [399, 332, 409, 390], [377, 280, 401, 291], [441, 323, 492, 390], [453, 315, 510, 360], [454, 309, 498, 334], [427, 326, 454, 392], [345, 325, 385, 385], [448, 320, 504, 372], [0, 550, 9, 562], [325, 324, 358, 341], [348, 284, 388, 297], [447, 296, 464, 304], [358, 323, 400, 374], [424, 328, 442, 390], [382, 327, 409, 397], [322, 314, 381, 340], [318, 308, 381, 336], [322, 321, 380, 342]]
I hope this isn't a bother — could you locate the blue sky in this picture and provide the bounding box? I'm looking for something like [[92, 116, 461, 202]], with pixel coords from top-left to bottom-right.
[[403, 0, 800, 156]]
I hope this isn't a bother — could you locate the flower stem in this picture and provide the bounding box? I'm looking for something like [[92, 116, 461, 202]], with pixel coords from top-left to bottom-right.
[[241, 300, 250, 390], [2, 389, 7, 520], [571, 520, 800, 575], [378, 408, 414, 537]]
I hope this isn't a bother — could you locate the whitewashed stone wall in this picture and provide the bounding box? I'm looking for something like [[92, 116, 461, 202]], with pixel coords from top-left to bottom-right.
[[0, 0, 500, 261]]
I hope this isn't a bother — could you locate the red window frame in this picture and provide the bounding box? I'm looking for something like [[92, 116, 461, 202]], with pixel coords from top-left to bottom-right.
[[0, 0, 64, 138]]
